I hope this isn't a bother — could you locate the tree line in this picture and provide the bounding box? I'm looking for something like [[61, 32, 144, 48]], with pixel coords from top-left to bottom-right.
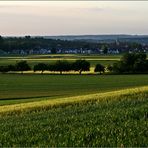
[[0, 36, 100, 53], [0, 60, 90, 74], [0, 53, 148, 74]]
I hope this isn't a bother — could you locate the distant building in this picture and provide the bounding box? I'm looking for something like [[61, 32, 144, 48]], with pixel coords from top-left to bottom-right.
[[108, 49, 119, 54]]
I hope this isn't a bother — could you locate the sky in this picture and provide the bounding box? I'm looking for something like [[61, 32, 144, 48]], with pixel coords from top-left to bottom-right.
[[0, 1, 148, 36]]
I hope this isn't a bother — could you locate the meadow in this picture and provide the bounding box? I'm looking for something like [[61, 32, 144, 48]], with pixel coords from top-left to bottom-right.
[[0, 54, 148, 146], [1, 74, 148, 105]]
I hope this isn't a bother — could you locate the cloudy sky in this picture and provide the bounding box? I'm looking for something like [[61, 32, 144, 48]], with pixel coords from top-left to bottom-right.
[[0, 1, 148, 36]]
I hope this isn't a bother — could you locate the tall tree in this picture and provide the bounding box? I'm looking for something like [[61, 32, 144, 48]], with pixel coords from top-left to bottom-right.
[[73, 60, 90, 74], [54, 60, 71, 74], [15, 61, 31, 74]]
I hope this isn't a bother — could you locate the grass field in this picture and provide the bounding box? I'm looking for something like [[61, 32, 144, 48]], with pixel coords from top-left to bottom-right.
[[1, 74, 148, 105], [0, 86, 148, 146]]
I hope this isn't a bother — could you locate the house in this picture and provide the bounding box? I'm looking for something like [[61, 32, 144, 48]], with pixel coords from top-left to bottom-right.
[[108, 49, 120, 54]]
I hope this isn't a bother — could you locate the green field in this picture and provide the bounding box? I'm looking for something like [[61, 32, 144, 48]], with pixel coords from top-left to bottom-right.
[[1, 74, 148, 105], [0, 54, 148, 146], [0, 54, 120, 67], [0, 86, 148, 146]]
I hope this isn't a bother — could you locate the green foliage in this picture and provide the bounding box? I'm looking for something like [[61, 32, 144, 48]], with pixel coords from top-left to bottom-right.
[[15, 61, 31, 73], [0, 65, 16, 73], [0, 65, 9, 73], [106, 64, 113, 72], [73, 60, 90, 74], [129, 42, 143, 51], [34, 63, 48, 73], [0, 36, 102, 52], [94, 64, 105, 74], [101, 45, 108, 54], [112, 53, 148, 73], [54, 60, 71, 74], [51, 48, 57, 54]]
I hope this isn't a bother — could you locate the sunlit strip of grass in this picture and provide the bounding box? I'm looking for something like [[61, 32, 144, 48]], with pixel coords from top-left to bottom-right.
[[8, 58, 120, 61], [0, 86, 148, 116]]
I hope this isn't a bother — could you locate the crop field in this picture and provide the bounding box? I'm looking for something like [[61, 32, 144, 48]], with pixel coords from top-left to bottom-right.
[[0, 54, 120, 67], [0, 86, 148, 146]]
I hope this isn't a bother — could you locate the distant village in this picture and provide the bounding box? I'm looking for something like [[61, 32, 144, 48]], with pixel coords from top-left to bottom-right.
[[1, 47, 148, 56], [4, 48, 121, 55], [3, 45, 148, 55], [0, 36, 148, 55]]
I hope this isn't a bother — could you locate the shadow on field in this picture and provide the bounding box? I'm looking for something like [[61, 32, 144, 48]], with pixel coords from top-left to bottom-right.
[[0, 94, 64, 101]]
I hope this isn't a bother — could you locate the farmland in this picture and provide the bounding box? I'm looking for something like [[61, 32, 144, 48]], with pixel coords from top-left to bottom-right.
[[1, 74, 148, 105], [0, 54, 148, 146], [0, 86, 148, 146], [0, 54, 120, 67]]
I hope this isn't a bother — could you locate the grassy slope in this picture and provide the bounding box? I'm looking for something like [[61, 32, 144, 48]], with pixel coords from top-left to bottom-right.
[[0, 86, 148, 146], [1, 74, 148, 105]]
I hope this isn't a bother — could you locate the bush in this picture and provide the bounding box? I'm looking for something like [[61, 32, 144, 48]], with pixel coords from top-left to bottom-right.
[[94, 64, 105, 74]]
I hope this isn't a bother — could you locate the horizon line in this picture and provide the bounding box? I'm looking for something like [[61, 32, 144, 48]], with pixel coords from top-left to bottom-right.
[[2, 34, 148, 37]]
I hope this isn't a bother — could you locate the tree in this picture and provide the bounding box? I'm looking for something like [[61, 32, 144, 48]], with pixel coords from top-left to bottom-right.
[[129, 42, 143, 52], [101, 45, 108, 54], [7, 64, 16, 72], [51, 48, 57, 54], [94, 64, 105, 74], [48, 64, 56, 72], [121, 53, 136, 69], [15, 61, 31, 74], [0, 64, 16, 73], [135, 52, 147, 61], [0, 66, 9, 73], [54, 60, 71, 74], [106, 64, 113, 72], [112, 62, 126, 73], [34, 63, 48, 74], [133, 59, 147, 73], [73, 60, 90, 74], [25, 36, 31, 40], [0, 36, 4, 51], [112, 52, 148, 73]]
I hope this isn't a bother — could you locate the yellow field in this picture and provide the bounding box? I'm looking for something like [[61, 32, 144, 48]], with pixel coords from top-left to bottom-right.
[[1, 86, 148, 116]]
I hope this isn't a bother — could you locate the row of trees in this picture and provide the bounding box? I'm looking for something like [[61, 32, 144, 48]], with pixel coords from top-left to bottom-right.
[[0, 60, 105, 74], [34, 60, 90, 74], [33, 53, 148, 74], [0, 53, 148, 74], [0, 61, 31, 74], [0, 60, 91, 74]]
